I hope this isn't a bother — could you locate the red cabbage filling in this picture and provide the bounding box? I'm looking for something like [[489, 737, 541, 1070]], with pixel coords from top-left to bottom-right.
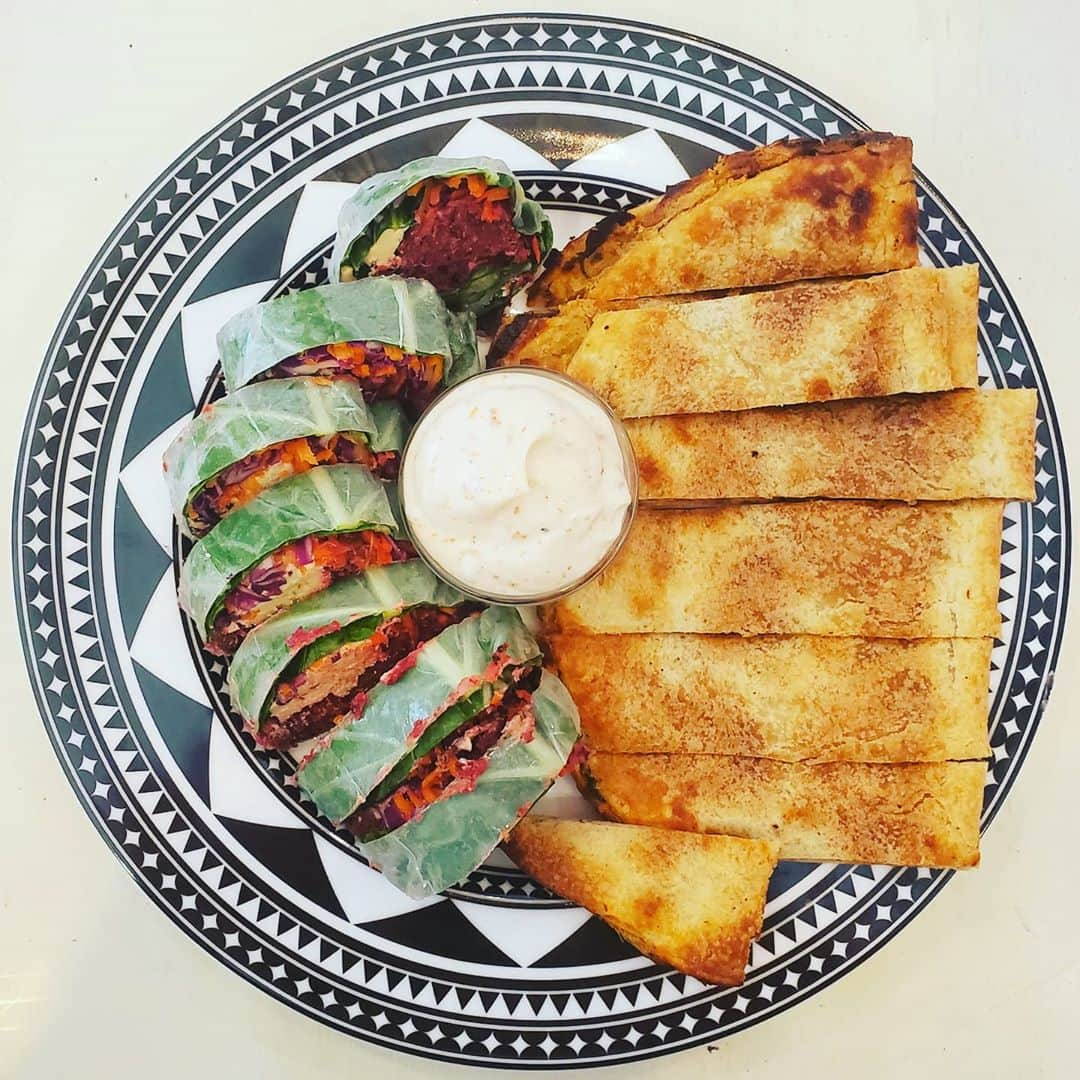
[[206, 530, 413, 655], [186, 432, 395, 537], [263, 341, 444, 417]]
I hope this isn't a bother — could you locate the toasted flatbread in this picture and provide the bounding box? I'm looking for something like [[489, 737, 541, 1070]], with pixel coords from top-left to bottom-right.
[[506, 817, 778, 984], [489, 301, 601, 373], [580, 755, 984, 868], [550, 634, 991, 762], [547, 501, 1004, 638], [490, 292, 721, 371], [630, 388, 1036, 502], [560, 266, 977, 417], [529, 132, 917, 307]]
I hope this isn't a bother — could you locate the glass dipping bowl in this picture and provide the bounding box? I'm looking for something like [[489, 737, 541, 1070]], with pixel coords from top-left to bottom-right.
[[397, 366, 638, 605]]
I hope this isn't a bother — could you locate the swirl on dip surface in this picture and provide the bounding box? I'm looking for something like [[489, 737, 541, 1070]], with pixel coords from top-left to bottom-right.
[[400, 367, 637, 603]]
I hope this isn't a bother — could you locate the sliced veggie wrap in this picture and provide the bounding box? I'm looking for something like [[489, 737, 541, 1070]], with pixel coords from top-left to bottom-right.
[[227, 561, 467, 742], [162, 377, 405, 537], [177, 464, 406, 653], [368, 399, 408, 455], [296, 606, 541, 822], [216, 278, 480, 400], [332, 156, 554, 312], [357, 671, 581, 898]]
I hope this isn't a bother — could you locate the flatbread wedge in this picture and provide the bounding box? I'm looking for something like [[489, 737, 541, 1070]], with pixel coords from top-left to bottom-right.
[[630, 388, 1037, 502], [489, 293, 719, 371], [506, 817, 778, 985], [561, 265, 977, 417], [580, 755, 984, 868], [547, 501, 1004, 638], [550, 634, 992, 762], [529, 132, 917, 307]]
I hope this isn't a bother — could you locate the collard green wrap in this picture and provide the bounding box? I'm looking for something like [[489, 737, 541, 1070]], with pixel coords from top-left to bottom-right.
[[331, 156, 554, 312], [177, 464, 400, 639], [368, 399, 408, 455], [296, 606, 541, 822], [162, 377, 403, 530], [359, 671, 581, 898], [216, 278, 480, 392], [227, 562, 465, 732]]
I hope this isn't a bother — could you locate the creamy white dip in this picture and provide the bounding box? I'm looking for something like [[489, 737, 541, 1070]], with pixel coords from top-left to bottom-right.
[[401, 367, 634, 600]]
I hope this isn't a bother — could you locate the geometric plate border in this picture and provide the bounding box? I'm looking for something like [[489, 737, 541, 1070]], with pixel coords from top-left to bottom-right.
[[12, 13, 1070, 1067]]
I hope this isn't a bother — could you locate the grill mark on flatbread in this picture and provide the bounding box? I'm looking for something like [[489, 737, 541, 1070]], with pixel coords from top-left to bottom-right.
[[529, 132, 917, 307]]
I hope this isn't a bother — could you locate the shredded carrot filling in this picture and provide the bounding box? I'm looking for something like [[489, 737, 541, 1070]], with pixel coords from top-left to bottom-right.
[[194, 433, 377, 530], [289, 341, 444, 400]]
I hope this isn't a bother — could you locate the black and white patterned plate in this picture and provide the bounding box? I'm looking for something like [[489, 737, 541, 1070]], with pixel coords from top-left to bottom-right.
[[12, 14, 1070, 1068]]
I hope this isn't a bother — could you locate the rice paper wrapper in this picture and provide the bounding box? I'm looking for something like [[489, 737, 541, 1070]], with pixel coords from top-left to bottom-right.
[[217, 278, 479, 392], [161, 377, 398, 529], [358, 670, 581, 898], [177, 464, 400, 638], [331, 156, 553, 311], [368, 398, 409, 453], [296, 606, 541, 821], [227, 562, 465, 731]]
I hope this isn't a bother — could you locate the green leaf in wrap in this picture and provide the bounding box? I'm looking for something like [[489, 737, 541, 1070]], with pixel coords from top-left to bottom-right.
[[331, 156, 554, 312], [296, 606, 541, 822], [226, 562, 464, 732], [216, 278, 480, 392], [177, 464, 401, 639], [358, 671, 581, 898], [367, 398, 408, 453], [161, 377, 405, 531]]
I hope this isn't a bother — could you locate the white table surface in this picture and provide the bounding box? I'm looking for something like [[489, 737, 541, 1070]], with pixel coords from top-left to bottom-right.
[[2, 1, 1078, 1075]]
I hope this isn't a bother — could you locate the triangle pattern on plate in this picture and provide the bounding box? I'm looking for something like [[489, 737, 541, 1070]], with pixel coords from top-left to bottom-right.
[[449, 898, 592, 967], [130, 570, 211, 707], [218, 816, 347, 919], [189, 190, 302, 303], [314, 119, 469, 184], [118, 416, 188, 554], [570, 127, 689, 190], [121, 316, 194, 469], [132, 659, 214, 803], [180, 281, 275, 400], [312, 834, 440, 924], [361, 901, 518, 967], [436, 117, 556, 171], [280, 180, 359, 272], [115, 485, 173, 644], [207, 718, 305, 829]]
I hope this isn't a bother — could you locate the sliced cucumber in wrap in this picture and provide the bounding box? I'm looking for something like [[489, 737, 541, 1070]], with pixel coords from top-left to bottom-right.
[[332, 156, 554, 313], [227, 561, 465, 737], [162, 377, 405, 537], [358, 671, 581, 898], [177, 464, 403, 648], [296, 606, 541, 822], [216, 278, 479, 394]]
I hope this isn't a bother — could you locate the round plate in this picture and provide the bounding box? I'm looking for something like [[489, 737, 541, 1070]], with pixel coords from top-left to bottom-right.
[[13, 14, 1070, 1068]]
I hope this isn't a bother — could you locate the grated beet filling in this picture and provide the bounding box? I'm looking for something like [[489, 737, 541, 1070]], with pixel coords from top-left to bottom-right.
[[387, 187, 531, 294]]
